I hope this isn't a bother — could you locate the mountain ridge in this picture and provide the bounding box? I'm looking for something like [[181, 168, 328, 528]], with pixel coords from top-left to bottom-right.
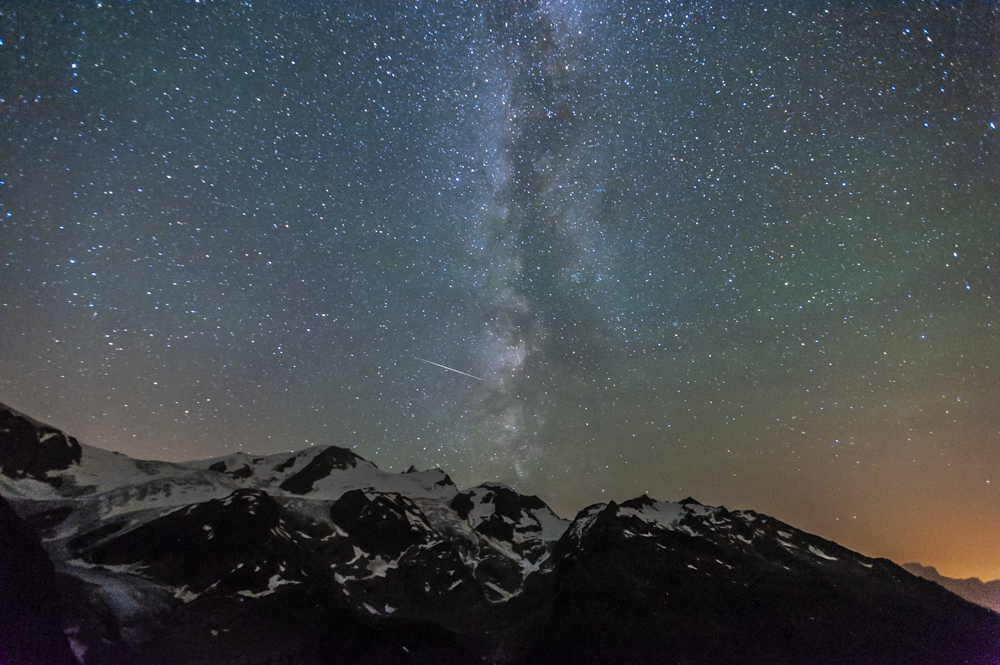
[[902, 562, 1000, 614], [1, 401, 998, 664]]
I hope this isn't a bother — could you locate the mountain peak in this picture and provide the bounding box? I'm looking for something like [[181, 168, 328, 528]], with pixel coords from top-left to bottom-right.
[[0, 403, 82, 486], [278, 445, 364, 494]]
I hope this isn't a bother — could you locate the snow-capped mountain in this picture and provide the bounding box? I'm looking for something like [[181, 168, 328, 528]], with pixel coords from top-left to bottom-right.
[[2, 402, 998, 664]]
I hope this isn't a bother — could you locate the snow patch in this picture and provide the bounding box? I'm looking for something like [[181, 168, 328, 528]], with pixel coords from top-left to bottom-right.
[[534, 506, 571, 542], [366, 555, 399, 579], [346, 545, 367, 566], [64, 624, 87, 663], [483, 581, 515, 602], [619, 499, 716, 535], [236, 574, 302, 598], [808, 545, 838, 561]]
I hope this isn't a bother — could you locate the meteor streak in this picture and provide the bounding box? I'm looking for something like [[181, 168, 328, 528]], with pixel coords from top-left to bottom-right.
[[414, 356, 484, 381]]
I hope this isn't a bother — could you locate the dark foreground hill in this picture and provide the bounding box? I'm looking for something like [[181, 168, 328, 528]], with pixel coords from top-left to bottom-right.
[[2, 402, 998, 664]]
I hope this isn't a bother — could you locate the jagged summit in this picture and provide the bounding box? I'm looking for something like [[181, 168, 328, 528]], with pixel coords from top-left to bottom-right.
[[1, 401, 998, 664]]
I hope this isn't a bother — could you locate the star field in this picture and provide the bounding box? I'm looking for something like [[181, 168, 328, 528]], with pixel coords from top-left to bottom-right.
[[2, 1, 997, 580]]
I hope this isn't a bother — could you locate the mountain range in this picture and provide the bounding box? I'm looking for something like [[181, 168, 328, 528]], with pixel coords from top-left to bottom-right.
[[901, 562, 1000, 615], [1, 401, 997, 664]]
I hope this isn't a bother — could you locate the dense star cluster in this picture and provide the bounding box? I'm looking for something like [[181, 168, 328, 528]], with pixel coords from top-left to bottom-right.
[[1, 2, 996, 580]]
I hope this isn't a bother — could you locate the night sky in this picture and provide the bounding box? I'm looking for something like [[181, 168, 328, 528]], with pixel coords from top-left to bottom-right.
[[2, 2, 997, 580]]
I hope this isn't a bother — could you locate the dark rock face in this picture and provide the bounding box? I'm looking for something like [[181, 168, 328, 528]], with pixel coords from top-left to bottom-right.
[[23, 504, 74, 536], [69, 520, 128, 553], [320, 489, 490, 629], [501, 501, 1000, 665], [449, 491, 475, 519], [278, 445, 363, 494], [472, 486, 545, 542], [207, 460, 255, 480], [125, 590, 480, 665], [453, 485, 561, 591], [0, 405, 81, 484], [0, 494, 78, 665], [229, 463, 254, 479], [329, 489, 430, 556], [273, 456, 296, 473], [83, 489, 305, 593]]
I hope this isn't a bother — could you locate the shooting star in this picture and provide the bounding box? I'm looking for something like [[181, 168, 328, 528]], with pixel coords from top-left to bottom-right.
[[414, 356, 484, 381]]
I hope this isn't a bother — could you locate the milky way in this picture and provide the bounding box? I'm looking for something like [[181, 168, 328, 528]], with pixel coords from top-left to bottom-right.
[[2, 1, 997, 579]]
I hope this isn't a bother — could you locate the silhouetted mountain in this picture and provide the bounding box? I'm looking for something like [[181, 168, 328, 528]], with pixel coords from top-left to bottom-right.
[[2, 402, 998, 664], [903, 562, 1000, 614]]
